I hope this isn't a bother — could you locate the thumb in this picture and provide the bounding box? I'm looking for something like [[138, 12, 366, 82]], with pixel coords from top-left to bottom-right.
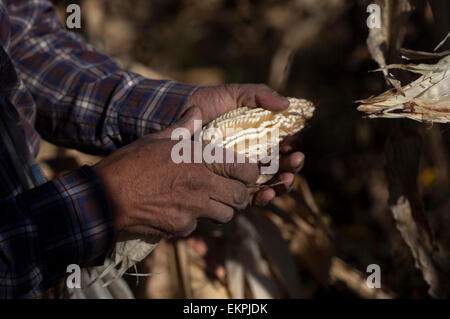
[[254, 86, 289, 111], [155, 106, 203, 139], [236, 84, 289, 111]]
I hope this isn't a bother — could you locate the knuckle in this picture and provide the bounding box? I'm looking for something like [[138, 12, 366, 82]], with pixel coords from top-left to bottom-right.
[[211, 204, 234, 224], [225, 162, 259, 185], [241, 163, 260, 184], [175, 215, 197, 237], [176, 214, 192, 230], [220, 208, 234, 224], [233, 185, 249, 208], [228, 162, 243, 177], [188, 176, 205, 191]]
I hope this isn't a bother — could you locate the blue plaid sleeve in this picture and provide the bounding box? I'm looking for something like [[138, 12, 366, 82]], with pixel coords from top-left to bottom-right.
[[6, 0, 197, 154], [0, 165, 114, 298]]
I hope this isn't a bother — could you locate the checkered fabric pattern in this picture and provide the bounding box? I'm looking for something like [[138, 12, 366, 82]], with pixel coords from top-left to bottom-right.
[[0, 0, 197, 298]]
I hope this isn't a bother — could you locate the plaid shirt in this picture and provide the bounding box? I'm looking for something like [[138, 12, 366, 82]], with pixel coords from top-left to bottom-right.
[[0, 0, 197, 298]]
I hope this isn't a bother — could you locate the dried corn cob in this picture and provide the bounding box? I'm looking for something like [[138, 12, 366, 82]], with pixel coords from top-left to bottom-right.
[[357, 55, 450, 123], [97, 97, 314, 285], [201, 97, 315, 183]]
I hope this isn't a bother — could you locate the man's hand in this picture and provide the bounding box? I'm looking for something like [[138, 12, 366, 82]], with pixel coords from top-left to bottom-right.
[[187, 84, 290, 124], [92, 107, 259, 238], [187, 84, 305, 206]]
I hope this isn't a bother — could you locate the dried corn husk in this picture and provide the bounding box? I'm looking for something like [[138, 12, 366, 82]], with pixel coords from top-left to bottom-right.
[[201, 97, 315, 183], [69, 262, 135, 299], [357, 55, 450, 123], [97, 234, 159, 286]]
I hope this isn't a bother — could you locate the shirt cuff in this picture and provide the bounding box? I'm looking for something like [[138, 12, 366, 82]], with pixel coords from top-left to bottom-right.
[[15, 165, 115, 284], [117, 77, 199, 143]]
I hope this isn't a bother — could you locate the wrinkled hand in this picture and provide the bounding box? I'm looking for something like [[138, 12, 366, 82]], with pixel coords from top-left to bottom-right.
[[186, 84, 305, 206], [187, 84, 290, 123], [93, 107, 259, 238]]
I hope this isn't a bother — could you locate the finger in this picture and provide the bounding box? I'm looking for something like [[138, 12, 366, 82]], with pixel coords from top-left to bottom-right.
[[223, 161, 260, 185], [176, 218, 198, 237], [280, 135, 302, 154], [252, 188, 276, 206], [132, 207, 200, 238], [124, 223, 174, 239], [279, 152, 305, 173], [154, 106, 203, 139], [238, 84, 289, 111], [199, 199, 235, 224], [208, 174, 249, 210], [272, 172, 295, 195], [204, 146, 260, 185]]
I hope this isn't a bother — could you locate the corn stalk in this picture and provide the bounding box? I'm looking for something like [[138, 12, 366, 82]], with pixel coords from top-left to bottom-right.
[[360, 0, 450, 298]]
